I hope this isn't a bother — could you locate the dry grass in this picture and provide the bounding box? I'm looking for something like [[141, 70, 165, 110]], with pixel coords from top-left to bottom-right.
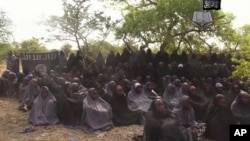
[[0, 98, 143, 141]]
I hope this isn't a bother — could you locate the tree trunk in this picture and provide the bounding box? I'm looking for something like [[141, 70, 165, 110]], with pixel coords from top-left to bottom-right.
[[176, 33, 185, 52], [160, 41, 168, 51]]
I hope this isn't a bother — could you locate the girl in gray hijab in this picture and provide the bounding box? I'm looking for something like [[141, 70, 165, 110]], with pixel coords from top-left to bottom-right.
[[81, 88, 113, 134], [163, 84, 182, 111], [19, 79, 40, 112], [127, 82, 152, 113], [104, 81, 116, 97], [231, 92, 250, 124], [143, 82, 158, 99], [173, 95, 206, 141], [29, 86, 59, 126]]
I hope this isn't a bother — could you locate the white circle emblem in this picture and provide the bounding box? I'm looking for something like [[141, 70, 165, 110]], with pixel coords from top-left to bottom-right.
[[35, 64, 47, 75]]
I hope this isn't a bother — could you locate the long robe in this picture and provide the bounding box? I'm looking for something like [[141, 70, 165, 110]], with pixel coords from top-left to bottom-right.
[[22, 80, 40, 107], [231, 93, 250, 124], [163, 85, 181, 111], [173, 95, 206, 141], [110, 92, 141, 126], [205, 106, 237, 141], [81, 94, 113, 134], [29, 87, 59, 125], [143, 82, 158, 99], [188, 92, 210, 122], [127, 83, 152, 113], [145, 110, 186, 141], [95, 52, 105, 68]]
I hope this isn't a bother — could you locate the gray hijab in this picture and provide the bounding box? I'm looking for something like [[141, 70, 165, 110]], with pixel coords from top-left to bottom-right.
[[22, 79, 40, 105], [104, 81, 116, 97], [29, 86, 59, 125], [231, 92, 250, 119], [143, 82, 158, 98], [127, 82, 152, 113], [173, 95, 197, 128], [81, 88, 113, 134], [163, 84, 182, 111]]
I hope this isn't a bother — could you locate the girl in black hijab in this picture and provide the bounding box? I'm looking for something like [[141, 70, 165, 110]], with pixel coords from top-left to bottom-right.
[[110, 85, 141, 126], [144, 97, 186, 141], [205, 94, 237, 141]]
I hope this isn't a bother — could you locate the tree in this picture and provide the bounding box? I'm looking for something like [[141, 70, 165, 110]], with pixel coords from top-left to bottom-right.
[[17, 38, 48, 53], [0, 10, 12, 42], [0, 43, 12, 62], [46, 0, 120, 52], [61, 43, 72, 57], [80, 40, 121, 61], [231, 24, 250, 79], [107, 0, 236, 53]]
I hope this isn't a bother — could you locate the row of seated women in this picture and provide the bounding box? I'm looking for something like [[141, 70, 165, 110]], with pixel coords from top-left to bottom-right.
[[17, 73, 250, 141]]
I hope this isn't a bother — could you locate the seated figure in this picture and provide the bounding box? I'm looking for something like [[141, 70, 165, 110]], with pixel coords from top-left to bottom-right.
[[81, 88, 113, 134], [29, 86, 59, 126]]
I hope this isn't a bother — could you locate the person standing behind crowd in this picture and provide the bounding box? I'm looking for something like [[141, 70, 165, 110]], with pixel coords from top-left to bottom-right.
[[58, 50, 68, 70], [6, 50, 18, 73]]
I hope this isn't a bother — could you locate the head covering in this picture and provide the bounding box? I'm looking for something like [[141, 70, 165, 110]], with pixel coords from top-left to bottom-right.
[[81, 88, 113, 134], [215, 82, 223, 88], [104, 81, 116, 96], [213, 94, 225, 106], [163, 84, 181, 111], [22, 79, 40, 106], [231, 92, 250, 124], [134, 82, 141, 88], [178, 64, 183, 68], [143, 82, 158, 98], [127, 82, 152, 113], [29, 86, 59, 125], [173, 95, 196, 128]]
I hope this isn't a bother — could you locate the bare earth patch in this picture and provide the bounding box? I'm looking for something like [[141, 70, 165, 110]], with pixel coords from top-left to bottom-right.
[[0, 98, 143, 141]]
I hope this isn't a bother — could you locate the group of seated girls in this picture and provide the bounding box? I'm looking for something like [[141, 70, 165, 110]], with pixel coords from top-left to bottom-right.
[[14, 71, 250, 141]]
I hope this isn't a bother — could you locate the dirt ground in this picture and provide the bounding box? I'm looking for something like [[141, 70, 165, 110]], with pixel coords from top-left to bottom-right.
[[0, 64, 143, 141], [0, 98, 143, 141]]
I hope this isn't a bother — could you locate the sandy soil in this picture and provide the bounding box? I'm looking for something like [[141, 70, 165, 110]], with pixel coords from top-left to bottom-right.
[[0, 98, 143, 141]]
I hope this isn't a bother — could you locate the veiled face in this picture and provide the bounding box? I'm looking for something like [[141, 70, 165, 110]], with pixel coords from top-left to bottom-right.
[[109, 82, 116, 90], [147, 83, 154, 91], [241, 94, 250, 104], [183, 98, 192, 110], [31, 79, 38, 87], [167, 86, 176, 94], [182, 84, 189, 92], [135, 85, 143, 94], [41, 88, 49, 99], [116, 85, 124, 96], [233, 86, 240, 93], [155, 100, 165, 112], [189, 87, 197, 95], [89, 89, 99, 100], [217, 97, 227, 108]]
